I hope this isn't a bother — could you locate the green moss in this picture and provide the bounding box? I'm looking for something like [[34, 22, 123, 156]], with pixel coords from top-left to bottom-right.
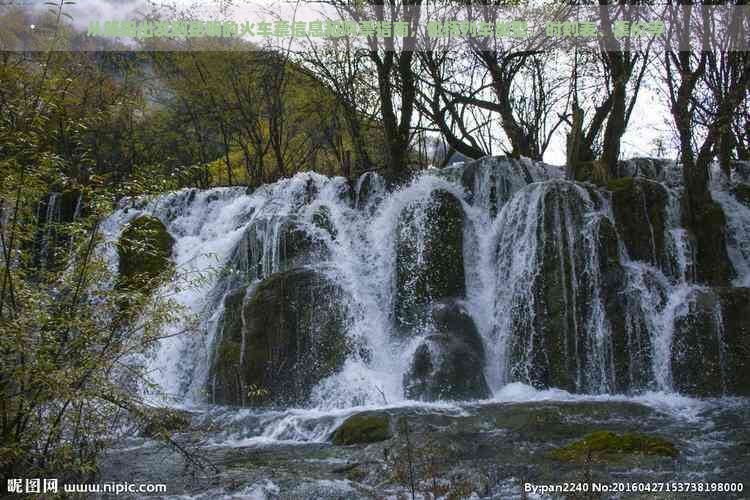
[[117, 215, 174, 291], [331, 414, 391, 445], [547, 431, 678, 463]]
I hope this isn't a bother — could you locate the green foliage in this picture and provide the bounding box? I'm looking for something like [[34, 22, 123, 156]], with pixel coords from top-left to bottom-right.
[[0, 11, 199, 484]]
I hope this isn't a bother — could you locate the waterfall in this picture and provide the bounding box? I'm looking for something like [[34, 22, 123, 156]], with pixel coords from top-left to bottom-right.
[[99, 157, 750, 408]]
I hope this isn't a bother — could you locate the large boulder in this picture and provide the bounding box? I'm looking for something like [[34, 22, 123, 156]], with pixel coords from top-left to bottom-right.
[[209, 268, 352, 406], [395, 189, 465, 333], [597, 217, 655, 394], [404, 300, 490, 401], [671, 287, 750, 396], [331, 413, 391, 445], [690, 201, 735, 286], [607, 177, 668, 271], [717, 287, 750, 395], [505, 182, 618, 393], [117, 215, 174, 291]]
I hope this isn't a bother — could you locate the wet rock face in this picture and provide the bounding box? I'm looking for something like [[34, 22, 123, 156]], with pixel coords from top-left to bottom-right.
[[210, 268, 352, 407], [225, 216, 328, 283], [713, 288, 750, 395], [395, 189, 465, 332], [672, 289, 726, 396], [672, 287, 750, 396], [117, 215, 174, 291], [504, 182, 617, 393], [692, 202, 736, 286], [607, 177, 668, 270], [404, 301, 490, 402]]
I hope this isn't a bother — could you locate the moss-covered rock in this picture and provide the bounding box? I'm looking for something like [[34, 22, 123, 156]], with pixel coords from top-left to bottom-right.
[[691, 201, 735, 286], [671, 287, 750, 396], [607, 177, 668, 270], [117, 215, 174, 291], [673, 287, 750, 396], [141, 408, 191, 438], [507, 182, 614, 393], [404, 300, 490, 401], [547, 431, 678, 463], [715, 287, 750, 395], [596, 216, 655, 394], [672, 289, 725, 396], [209, 268, 352, 406], [331, 413, 391, 445], [395, 189, 465, 332]]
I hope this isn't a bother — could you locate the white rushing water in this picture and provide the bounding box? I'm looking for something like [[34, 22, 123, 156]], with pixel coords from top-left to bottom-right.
[[99, 158, 750, 424]]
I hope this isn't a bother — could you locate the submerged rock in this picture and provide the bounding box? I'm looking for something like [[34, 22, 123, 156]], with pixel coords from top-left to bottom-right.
[[117, 215, 174, 291], [404, 300, 490, 401], [331, 413, 391, 445], [210, 268, 352, 406], [395, 189, 465, 332]]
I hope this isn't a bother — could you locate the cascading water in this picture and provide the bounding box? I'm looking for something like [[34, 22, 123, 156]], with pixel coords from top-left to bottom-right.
[[99, 157, 750, 416]]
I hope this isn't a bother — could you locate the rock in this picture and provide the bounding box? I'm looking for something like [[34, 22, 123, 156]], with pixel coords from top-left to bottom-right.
[[547, 431, 678, 463], [597, 217, 655, 394], [506, 182, 614, 393], [716, 288, 750, 395], [224, 216, 328, 283], [672, 287, 750, 396], [618, 157, 680, 186], [732, 160, 750, 183], [117, 215, 174, 291], [312, 206, 338, 240], [395, 189, 465, 332], [607, 177, 668, 271], [209, 268, 352, 406], [672, 289, 725, 396], [331, 413, 391, 445], [404, 301, 490, 401], [141, 408, 191, 438], [730, 183, 750, 208], [691, 201, 735, 286], [354, 171, 386, 212]]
